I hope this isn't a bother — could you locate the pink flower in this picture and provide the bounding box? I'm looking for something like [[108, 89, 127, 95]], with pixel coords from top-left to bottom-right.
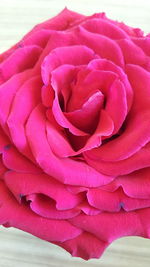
[[0, 8, 150, 260]]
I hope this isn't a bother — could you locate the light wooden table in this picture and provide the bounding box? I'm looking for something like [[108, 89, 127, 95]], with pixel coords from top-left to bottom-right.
[[0, 0, 150, 266]]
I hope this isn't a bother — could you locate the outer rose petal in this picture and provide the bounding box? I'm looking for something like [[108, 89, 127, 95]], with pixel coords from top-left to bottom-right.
[[81, 18, 130, 40], [87, 187, 150, 212], [0, 69, 32, 134], [69, 211, 144, 243], [0, 8, 86, 63], [100, 13, 144, 37], [2, 146, 41, 174], [26, 193, 81, 220], [54, 232, 109, 260], [75, 26, 124, 67], [0, 180, 82, 242], [85, 142, 150, 176], [7, 75, 42, 159], [4, 171, 84, 210], [26, 8, 86, 33], [132, 37, 150, 57], [0, 45, 42, 82], [117, 39, 148, 67], [102, 168, 150, 199], [0, 127, 10, 153]]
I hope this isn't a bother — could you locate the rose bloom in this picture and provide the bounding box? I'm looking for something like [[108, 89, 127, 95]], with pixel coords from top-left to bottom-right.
[[0, 8, 150, 260]]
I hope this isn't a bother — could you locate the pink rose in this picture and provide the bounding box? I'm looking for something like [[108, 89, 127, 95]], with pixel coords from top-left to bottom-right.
[[0, 8, 150, 260]]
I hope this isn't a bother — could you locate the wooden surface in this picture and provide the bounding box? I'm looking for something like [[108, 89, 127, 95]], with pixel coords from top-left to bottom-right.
[[0, 0, 150, 266]]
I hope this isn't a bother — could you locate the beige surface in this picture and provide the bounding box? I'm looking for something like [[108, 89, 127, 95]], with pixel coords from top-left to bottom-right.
[[0, 0, 150, 266]]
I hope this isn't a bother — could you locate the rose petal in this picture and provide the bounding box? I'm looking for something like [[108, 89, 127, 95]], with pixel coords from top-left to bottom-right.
[[27, 193, 80, 219], [85, 142, 150, 176], [54, 232, 108, 260], [4, 171, 83, 210], [28, 8, 86, 32], [46, 109, 114, 157], [68, 68, 117, 112], [87, 187, 150, 212], [65, 91, 104, 133], [0, 69, 32, 134], [86, 110, 150, 161], [126, 64, 150, 111], [26, 104, 114, 187], [51, 64, 88, 136], [0, 180, 82, 242], [69, 211, 144, 243], [0, 127, 10, 153], [102, 168, 150, 199], [132, 37, 150, 57], [2, 146, 41, 174], [0, 45, 42, 81], [75, 26, 124, 67], [41, 45, 97, 85], [88, 58, 133, 111], [81, 18, 130, 39], [117, 39, 148, 67], [7, 75, 42, 159]]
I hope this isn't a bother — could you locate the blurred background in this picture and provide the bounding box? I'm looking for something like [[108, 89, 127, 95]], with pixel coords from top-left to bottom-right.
[[0, 0, 150, 266]]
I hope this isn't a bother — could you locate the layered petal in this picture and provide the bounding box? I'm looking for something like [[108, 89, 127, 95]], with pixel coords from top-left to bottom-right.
[[0, 181, 82, 242], [26, 104, 114, 186]]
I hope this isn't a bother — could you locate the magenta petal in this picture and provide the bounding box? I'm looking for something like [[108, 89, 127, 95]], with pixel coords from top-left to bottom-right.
[[2, 146, 41, 174], [65, 91, 104, 133], [27, 193, 80, 219], [102, 13, 144, 37], [88, 59, 133, 111], [0, 181, 82, 242], [86, 64, 150, 162], [69, 211, 144, 243], [105, 79, 127, 134], [0, 158, 7, 178], [0, 69, 32, 133], [26, 104, 114, 187], [86, 110, 150, 161], [51, 64, 88, 136], [87, 187, 150, 212], [68, 69, 117, 112], [0, 127, 10, 153], [27, 8, 86, 32], [47, 108, 114, 157], [0, 45, 42, 81], [21, 29, 52, 48], [4, 171, 83, 210], [55, 232, 109, 260], [78, 201, 101, 215], [117, 39, 148, 67], [46, 118, 75, 157], [0, 8, 85, 64], [7, 76, 42, 159], [41, 84, 55, 107], [76, 26, 124, 67], [85, 142, 150, 176], [103, 168, 150, 199], [126, 63, 150, 111], [82, 18, 129, 39], [41, 45, 96, 85], [132, 37, 150, 57]]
